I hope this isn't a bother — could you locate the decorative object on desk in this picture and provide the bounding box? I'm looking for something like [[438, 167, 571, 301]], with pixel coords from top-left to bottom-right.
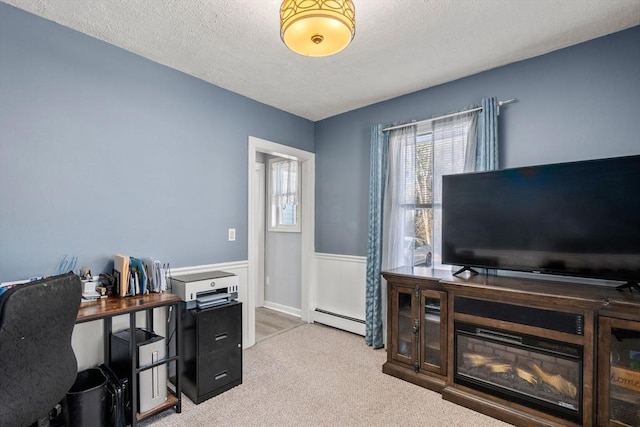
[[99, 273, 117, 296], [56, 254, 77, 275], [80, 266, 92, 280], [81, 278, 101, 301]]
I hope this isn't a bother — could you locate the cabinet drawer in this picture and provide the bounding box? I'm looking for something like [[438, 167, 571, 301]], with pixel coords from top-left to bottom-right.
[[198, 346, 242, 394], [197, 302, 242, 355]]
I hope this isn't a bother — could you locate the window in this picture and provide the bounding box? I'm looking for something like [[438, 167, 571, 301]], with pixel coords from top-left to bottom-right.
[[404, 116, 473, 266], [403, 132, 434, 265], [268, 157, 301, 232]]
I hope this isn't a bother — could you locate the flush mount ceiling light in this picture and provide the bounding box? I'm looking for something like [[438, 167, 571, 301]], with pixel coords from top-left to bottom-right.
[[280, 0, 355, 57]]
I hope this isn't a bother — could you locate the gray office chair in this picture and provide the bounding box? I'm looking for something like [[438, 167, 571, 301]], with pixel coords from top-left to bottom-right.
[[0, 272, 82, 426]]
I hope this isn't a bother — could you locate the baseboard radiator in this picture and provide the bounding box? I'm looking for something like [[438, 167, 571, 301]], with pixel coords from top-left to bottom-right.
[[312, 308, 365, 336]]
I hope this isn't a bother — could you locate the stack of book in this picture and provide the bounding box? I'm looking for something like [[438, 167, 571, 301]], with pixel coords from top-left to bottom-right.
[[113, 254, 168, 297]]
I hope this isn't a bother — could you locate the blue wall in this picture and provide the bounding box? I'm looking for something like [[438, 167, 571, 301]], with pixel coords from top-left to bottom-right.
[[314, 26, 640, 257], [1, 2, 638, 282], [0, 4, 314, 282]]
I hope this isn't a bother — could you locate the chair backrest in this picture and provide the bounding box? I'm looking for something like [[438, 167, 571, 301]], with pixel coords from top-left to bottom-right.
[[0, 272, 82, 426]]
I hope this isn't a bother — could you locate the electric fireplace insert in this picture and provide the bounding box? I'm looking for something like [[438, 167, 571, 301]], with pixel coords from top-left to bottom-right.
[[455, 321, 583, 423]]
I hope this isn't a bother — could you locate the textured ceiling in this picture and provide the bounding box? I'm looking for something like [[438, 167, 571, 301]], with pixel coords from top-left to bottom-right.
[[3, 0, 640, 121]]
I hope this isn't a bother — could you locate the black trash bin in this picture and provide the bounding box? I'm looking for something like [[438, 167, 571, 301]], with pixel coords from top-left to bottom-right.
[[63, 368, 108, 427]]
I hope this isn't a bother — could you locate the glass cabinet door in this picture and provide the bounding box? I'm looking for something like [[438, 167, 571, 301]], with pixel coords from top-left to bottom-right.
[[392, 287, 415, 365], [599, 317, 640, 427], [420, 290, 447, 375]]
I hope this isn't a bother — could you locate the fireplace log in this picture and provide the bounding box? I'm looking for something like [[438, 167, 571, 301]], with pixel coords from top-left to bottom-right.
[[514, 367, 538, 385], [486, 363, 512, 374], [463, 352, 495, 367], [530, 362, 578, 398]]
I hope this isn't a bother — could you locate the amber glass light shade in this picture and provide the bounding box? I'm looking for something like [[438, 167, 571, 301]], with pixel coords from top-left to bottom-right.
[[280, 0, 355, 57]]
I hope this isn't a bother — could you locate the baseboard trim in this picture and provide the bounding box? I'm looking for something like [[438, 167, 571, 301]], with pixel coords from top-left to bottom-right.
[[311, 309, 365, 336], [314, 308, 364, 324], [262, 301, 302, 318]]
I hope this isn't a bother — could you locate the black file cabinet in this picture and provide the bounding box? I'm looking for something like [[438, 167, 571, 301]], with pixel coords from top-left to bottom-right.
[[180, 301, 242, 404]]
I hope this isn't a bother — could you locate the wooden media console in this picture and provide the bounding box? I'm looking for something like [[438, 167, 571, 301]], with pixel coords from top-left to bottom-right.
[[382, 267, 640, 427]]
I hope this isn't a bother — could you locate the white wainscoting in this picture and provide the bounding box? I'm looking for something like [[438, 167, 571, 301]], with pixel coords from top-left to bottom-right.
[[72, 260, 250, 371], [311, 253, 366, 336], [73, 255, 368, 370]]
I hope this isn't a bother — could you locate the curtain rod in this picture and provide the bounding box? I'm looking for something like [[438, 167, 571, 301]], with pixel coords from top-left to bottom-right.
[[382, 98, 518, 132]]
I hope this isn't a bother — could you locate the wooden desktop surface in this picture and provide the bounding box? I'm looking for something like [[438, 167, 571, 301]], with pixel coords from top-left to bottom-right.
[[76, 292, 181, 323]]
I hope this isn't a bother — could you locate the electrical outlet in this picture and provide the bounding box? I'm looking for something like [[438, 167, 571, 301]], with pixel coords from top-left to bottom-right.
[[228, 228, 236, 241], [265, 276, 270, 286]]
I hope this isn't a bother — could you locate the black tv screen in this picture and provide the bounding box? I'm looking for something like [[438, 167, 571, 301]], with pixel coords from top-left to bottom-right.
[[442, 155, 640, 283]]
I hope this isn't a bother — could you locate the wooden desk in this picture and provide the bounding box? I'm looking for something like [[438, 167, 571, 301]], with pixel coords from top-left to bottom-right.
[[76, 293, 182, 426]]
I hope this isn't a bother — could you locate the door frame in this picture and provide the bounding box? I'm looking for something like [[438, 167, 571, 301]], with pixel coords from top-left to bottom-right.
[[255, 162, 265, 308], [247, 136, 315, 347]]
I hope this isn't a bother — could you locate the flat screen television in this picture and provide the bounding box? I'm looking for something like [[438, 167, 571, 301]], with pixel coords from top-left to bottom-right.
[[441, 155, 640, 288]]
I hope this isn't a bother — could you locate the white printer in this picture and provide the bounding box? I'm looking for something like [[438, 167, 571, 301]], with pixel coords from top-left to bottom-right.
[[170, 271, 238, 309]]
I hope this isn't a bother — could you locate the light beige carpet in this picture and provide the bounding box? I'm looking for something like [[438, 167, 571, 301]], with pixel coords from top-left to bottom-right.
[[141, 323, 511, 426]]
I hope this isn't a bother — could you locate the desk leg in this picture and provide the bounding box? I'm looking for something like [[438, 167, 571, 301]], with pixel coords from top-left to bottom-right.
[[146, 308, 153, 332], [103, 318, 112, 364], [175, 302, 182, 413], [130, 312, 138, 427]]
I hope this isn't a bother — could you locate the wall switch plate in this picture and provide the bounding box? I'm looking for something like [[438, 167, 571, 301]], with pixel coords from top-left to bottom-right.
[[228, 228, 236, 241]]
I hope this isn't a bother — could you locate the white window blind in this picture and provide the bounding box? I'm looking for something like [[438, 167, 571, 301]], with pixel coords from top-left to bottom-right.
[[269, 158, 301, 232], [403, 115, 473, 266]]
